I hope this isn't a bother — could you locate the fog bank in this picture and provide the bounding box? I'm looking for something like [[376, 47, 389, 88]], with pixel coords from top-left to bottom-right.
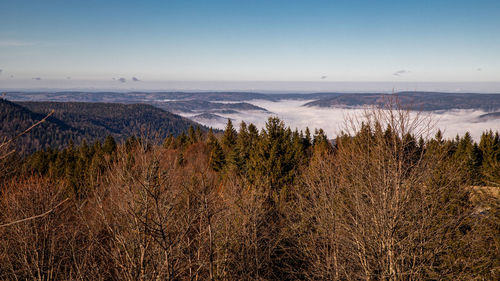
[[181, 99, 500, 140]]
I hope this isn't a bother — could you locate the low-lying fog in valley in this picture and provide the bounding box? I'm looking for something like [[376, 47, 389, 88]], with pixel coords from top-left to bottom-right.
[[180, 99, 500, 140]]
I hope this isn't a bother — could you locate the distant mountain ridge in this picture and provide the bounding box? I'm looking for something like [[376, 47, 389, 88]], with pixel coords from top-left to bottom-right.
[[304, 92, 500, 111], [3, 91, 342, 103], [153, 100, 268, 114], [1, 99, 205, 154], [476, 111, 500, 122], [6, 91, 500, 112]]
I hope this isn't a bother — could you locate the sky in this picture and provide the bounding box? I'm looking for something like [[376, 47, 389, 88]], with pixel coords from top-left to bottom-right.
[[1, 0, 500, 91]]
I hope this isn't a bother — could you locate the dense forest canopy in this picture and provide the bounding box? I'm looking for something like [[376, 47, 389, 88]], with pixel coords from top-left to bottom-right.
[[0, 103, 499, 280], [0, 99, 206, 154]]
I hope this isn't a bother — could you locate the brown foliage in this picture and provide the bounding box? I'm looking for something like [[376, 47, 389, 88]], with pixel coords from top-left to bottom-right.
[[0, 104, 498, 280], [295, 106, 499, 280]]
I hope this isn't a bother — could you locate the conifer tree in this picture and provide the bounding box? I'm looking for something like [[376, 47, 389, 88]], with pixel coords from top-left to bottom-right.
[[247, 123, 259, 147], [478, 130, 500, 186], [103, 135, 117, 155], [207, 128, 216, 148], [206, 128, 226, 171], [228, 121, 250, 172], [455, 132, 481, 184], [176, 132, 188, 148], [209, 139, 225, 172], [304, 127, 312, 148], [248, 117, 296, 201], [292, 129, 307, 166], [195, 126, 203, 141], [163, 133, 174, 149], [222, 119, 237, 151], [188, 125, 197, 144]]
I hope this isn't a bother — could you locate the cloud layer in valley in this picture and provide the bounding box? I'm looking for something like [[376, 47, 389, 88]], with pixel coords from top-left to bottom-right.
[[181, 99, 500, 140]]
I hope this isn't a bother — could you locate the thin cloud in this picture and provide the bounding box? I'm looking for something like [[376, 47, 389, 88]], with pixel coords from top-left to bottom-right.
[[0, 40, 33, 47], [477, 68, 482, 71], [118, 77, 126, 83], [32, 77, 42, 80], [132, 77, 140, 82], [393, 70, 410, 76], [320, 76, 327, 79], [66, 77, 71, 80], [0, 69, 2, 74]]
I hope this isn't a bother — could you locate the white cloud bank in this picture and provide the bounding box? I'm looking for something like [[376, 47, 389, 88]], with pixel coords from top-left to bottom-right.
[[181, 99, 500, 140]]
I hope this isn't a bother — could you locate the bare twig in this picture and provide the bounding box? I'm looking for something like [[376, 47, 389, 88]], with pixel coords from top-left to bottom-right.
[[0, 109, 55, 151], [0, 197, 69, 228]]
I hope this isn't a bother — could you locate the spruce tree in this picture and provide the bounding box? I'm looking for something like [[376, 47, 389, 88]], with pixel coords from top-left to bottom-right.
[[188, 125, 197, 144], [478, 130, 500, 186], [207, 128, 226, 172], [163, 133, 174, 149], [103, 135, 117, 155], [209, 139, 226, 172], [248, 117, 296, 201], [222, 119, 237, 151]]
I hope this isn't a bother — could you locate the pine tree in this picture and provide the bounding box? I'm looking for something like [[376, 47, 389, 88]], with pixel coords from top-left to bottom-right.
[[229, 121, 250, 172], [209, 139, 225, 172], [207, 128, 216, 148], [248, 117, 296, 201], [195, 126, 203, 141], [304, 127, 312, 148], [163, 133, 174, 149], [454, 132, 481, 184], [103, 135, 117, 155], [478, 130, 500, 186], [176, 132, 188, 148], [206, 128, 226, 171], [188, 125, 197, 144], [292, 129, 306, 166], [221, 119, 237, 151]]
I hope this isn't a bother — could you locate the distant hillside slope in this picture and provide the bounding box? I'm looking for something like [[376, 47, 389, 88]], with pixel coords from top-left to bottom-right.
[[1, 100, 204, 154], [154, 100, 269, 114], [0, 99, 82, 153], [304, 92, 500, 111]]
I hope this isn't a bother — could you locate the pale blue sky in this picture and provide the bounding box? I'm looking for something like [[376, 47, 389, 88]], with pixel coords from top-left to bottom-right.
[[1, 0, 499, 90]]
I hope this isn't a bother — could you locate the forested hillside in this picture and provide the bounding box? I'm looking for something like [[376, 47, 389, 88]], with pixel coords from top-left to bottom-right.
[[305, 92, 500, 111], [0, 99, 83, 153], [0, 99, 206, 153], [0, 104, 498, 280]]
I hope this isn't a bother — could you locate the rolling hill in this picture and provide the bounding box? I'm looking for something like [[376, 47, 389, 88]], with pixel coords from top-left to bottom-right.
[[304, 92, 500, 111], [1, 99, 205, 154]]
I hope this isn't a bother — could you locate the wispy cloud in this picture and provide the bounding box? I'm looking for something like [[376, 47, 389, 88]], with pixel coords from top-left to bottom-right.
[[477, 68, 482, 72], [0, 40, 34, 47], [320, 75, 327, 79], [132, 77, 140, 82], [0, 69, 3, 74], [117, 77, 126, 83], [32, 77, 42, 80], [393, 69, 410, 76]]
